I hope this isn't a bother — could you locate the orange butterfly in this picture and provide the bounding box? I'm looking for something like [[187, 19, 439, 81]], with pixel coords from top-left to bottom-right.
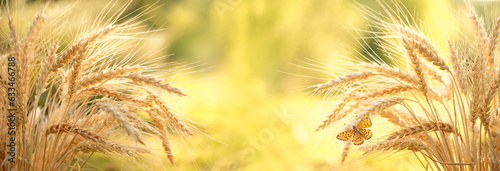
[[336, 117, 373, 145]]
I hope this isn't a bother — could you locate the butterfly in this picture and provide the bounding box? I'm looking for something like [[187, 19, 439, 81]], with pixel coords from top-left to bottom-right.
[[336, 117, 373, 145]]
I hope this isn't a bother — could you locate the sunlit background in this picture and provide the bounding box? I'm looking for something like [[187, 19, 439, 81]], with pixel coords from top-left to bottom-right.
[[8, 0, 498, 170]]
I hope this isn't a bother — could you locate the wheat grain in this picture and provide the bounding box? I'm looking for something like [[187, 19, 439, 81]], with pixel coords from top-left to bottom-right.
[[314, 71, 375, 92], [66, 41, 90, 99], [148, 108, 175, 166], [447, 39, 466, 92], [123, 73, 186, 96], [24, 10, 46, 62], [315, 88, 359, 131], [469, 9, 487, 54], [123, 110, 159, 135], [315, 101, 367, 131], [354, 97, 405, 122], [49, 25, 119, 72], [353, 84, 416, 101], [46, 123, 106, 144], [35, 41, 59, 100], [402, 37, 428, 94], [73, 141, 150, 158], [340, 141, 352, 164], [468, 10, 488, 127], [379, 108, 409, 127], [360, 63, 419, 85], [486, 17, 500, 66], [360, 138, 430, 155], [147, 91, 193, 135], [77, 66, 144, 89], [421, 61, 446, 85], [98, 101, 146, 145], [386, 121, 457, 140], [81, 51, 105, 70], [83, 87, 152, 106], [393, 24, 449, 71]]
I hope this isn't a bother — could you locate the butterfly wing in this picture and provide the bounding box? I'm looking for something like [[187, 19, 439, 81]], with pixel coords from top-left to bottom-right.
[[357, 117, 372, 128], [336, 130, 354, 141], [359, 128, 373, 140], [352, 132, 365, 145]]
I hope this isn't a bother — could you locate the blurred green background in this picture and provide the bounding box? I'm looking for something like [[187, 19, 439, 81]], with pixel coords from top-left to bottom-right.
[[11, 0, 497, 170]]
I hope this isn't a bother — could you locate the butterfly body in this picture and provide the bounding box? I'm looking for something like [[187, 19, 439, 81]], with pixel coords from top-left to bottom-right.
[[352, 126, 364, 138], [336, 117, 373, 145]]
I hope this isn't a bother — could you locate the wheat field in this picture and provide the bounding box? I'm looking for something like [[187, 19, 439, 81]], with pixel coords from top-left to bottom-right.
[[1, 0, 499, 170]]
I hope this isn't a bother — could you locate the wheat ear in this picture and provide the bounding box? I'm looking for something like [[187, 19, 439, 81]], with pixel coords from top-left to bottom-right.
[[353, 97, 406, 122], [486, 17, 500, 66], [73, 141, 150, 158], [316, 101, 367, 131], [77, 66, 144, 89], [122, 73, 186, 96], [46, 123, 106, 144], [98, 101, 145, 145], [340, 141, 352, 164], [469, 9, 487, 55], [386, 121, 458, 140], [353, 84, 417, 101], [393, 24, 449, 71], [147, 92, 193, 135], [24, 9, 46, 64], [360, 63, 419, 85], [83, 87, 152, 106], [360, 138, 430, 155], [402, 37, 428, 94], [447, 39, 466, 92], [148, 108, 175, 166], [50, 25, 119, 72], [314, 71, 375, 92], [315, 88, 359, 131]]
